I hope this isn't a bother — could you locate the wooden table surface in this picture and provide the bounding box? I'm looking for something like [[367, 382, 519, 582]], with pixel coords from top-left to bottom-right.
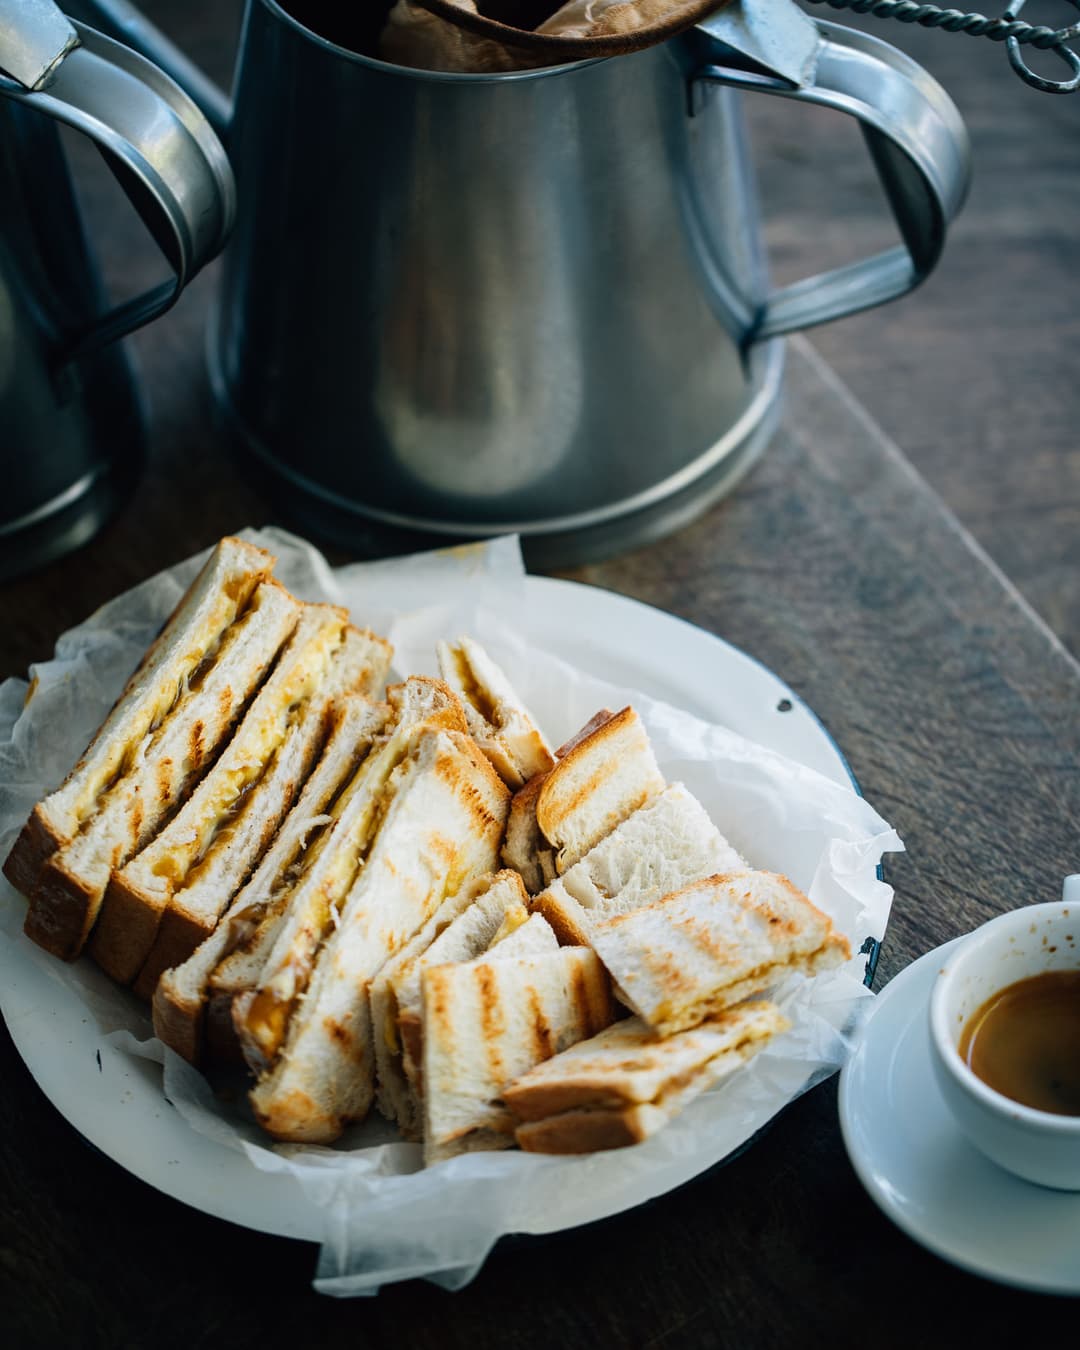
[[3, 2, 1079, 1345]]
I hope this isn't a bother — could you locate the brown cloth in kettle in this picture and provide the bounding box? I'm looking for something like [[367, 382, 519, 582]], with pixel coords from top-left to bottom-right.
[[379, 0, 731, 72]]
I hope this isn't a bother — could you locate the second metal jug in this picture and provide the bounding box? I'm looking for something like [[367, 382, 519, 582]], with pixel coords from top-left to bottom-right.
[[0, 0, 232, 578], [82, 0, 970, 565]]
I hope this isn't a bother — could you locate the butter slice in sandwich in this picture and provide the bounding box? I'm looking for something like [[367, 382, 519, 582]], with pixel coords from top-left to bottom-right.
[[248, 726, 510, 1144], [436, 636, 554, 789], [589, 871, 851, 1038], [205, 677, 465, 1058], [422, 945, 616, 1167], [4, 536, 275, 899], [89, 602, 352, 985], [505, 1001, 790, 1154], [25, 579, 300, 961], [152, 694, 391, 1065], [533, 782, 747, 946], [131, 626, 392, 1002], [231, 676, 468, 1077]]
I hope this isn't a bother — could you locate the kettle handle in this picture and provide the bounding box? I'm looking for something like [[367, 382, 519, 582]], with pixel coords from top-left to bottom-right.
[[691, 20, 971, 341], [0, 19, 234, 364]]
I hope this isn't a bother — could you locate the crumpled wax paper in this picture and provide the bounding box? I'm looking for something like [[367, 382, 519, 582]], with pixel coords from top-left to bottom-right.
[[0, 527, 902, 1295]]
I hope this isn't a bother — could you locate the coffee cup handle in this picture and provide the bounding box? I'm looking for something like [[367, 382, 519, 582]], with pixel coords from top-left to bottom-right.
[[692, 20, 971, 341], [0, 17, 234, 363]]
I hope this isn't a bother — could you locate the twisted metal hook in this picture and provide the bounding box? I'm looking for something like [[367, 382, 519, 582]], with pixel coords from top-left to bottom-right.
[[802, 0, 1080, 90]]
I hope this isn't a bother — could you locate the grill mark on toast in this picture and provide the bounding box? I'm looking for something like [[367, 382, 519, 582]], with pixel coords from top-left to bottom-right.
[[189, 720, 205, 772], [478, 964, 504, 1081], [427, 973, 450, 1034], [636, 944, 696, 998], [156, 758, 173, 811], [323, 1014, 355, 1055], [551, 756, 621, 830], [526, 987, 554, 1062], [428, 833, 456, 871], [672, 911, 738, 967], [758, 897, 801, 938], [569, 960, 595, 1044]]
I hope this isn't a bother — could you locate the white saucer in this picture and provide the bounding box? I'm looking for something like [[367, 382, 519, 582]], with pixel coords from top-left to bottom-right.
[[839, 939, 1080, 1294]]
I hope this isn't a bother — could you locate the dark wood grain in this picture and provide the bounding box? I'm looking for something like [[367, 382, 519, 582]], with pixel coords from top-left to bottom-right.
[[745, 0, 1080, 658], [2, 1, 1080, 1343]]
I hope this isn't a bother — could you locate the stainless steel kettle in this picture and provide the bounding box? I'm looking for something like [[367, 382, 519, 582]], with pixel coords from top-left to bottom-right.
[[75, 0, 970, 566], [0, 0, 233, 579]]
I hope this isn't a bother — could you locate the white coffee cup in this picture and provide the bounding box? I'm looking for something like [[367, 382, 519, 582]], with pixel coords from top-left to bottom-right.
[[928, 886, 1080, 1190]]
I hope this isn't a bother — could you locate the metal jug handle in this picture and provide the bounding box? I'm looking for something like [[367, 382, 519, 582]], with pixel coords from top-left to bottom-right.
[[691, 19, 972, 341], [0, 10, 234, 364]]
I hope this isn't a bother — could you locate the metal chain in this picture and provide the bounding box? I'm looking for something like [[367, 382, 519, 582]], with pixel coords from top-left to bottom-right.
[[803, 0, 1077, 46], [801, 0, 1080, 89]]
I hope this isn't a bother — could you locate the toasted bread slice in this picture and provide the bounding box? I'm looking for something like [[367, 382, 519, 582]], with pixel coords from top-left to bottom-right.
[[89, 602, 349, 983], [4, 537, 274, 897], [372, 869, 531, 1135], [344, 625, 394, 699], [152, 694, 391, 1064], [132, 709, 325, 1002], [437, 637, 554, 789], [248, 728, 509, 1143], [205, 680, 464, 1065], [370, 877, 502, 1134], [534, 707, 664, 875], [507, 1002, 788, 1153], [389, 906, 557, 1138], [130, 626, 388, 1001], [421, 946, 616, 1166], [24, 580, 300, 960], [231, 677, 468, 1075], [532, 782, 746, 945], [589, 872, 851, 1037], [500, 709, 615, 894]]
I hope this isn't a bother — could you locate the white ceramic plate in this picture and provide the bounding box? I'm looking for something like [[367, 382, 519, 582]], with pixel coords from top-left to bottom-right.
[[3, 576, 857, 1241], [839, 938, 1080, 1294]]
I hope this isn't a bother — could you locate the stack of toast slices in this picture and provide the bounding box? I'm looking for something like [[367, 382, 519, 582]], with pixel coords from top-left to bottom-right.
[[4, 535, 851, 1162]]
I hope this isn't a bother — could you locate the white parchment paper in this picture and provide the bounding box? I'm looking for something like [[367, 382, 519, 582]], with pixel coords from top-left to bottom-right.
[[0, 528, 902, 1295]]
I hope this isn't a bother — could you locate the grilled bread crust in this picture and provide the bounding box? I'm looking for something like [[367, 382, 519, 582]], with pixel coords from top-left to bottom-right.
[[509, 1003, 788, 1153], [422, 946, 616, 1166], [589, 871, 851, 1036], [532, 782, 747, 947], [436, 638, 554, 789], [152, 696, 391, 1064], [136, 630, 390, 1002], [372, 871, 529, 1128], [4, 537, 274, 897], [499, 708, 617, 895], [24, 580, 300, 960], [248, 728, 510, 1144], [534, 707, 664, 875], [90, 603, 348, 984]]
